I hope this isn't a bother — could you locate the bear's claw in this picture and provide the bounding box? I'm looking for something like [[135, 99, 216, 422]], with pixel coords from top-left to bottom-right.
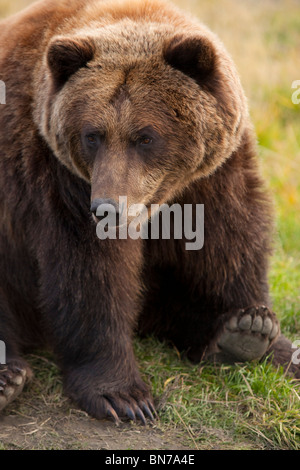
[[101, 394, 155, 425], [70, 381, 156, 425]]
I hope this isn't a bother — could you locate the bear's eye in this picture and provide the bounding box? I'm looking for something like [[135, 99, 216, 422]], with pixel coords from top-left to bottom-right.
[[85, 134, 100, 148], [137, 136, 153, 147]]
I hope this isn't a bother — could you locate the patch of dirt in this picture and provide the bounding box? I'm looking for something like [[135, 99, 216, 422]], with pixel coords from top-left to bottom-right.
[[0, 411, 191, 451], [0, 384, 260, 450], [0, 374, 191, 450], [0, 354, 262, 450]]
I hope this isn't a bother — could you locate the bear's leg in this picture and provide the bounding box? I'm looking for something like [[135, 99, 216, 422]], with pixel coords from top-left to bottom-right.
[[139, 265, 280, 364], [140, 135, 285, 368], [139, 261, 283, 369], [202, 306, 280, 363], [39, 237, 155, 423]]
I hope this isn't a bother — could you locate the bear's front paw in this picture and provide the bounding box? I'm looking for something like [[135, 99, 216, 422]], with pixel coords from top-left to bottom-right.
[[67, 376, 156, 424], [206, 306, 280, 363], [0, 362, 31, 411], [92, 390, 156, 425]]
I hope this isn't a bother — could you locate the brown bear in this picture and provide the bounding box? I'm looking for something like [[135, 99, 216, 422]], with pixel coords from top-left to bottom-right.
[[0, 0, 298, 423]]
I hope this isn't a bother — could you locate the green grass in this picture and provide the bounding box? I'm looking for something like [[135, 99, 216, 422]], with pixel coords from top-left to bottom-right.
[[136, 338, 300, 450], [255, 84, 300, 339]]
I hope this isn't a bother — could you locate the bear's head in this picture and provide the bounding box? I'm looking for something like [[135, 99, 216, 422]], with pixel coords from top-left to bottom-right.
[[35, 21, 248, 221]]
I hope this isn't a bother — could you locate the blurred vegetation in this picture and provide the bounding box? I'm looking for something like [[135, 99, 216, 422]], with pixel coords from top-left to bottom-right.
[[0, 0, 299, 450]]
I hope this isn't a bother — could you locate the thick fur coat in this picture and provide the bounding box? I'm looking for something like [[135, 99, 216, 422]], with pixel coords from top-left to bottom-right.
[[0, 0, 298, 421]]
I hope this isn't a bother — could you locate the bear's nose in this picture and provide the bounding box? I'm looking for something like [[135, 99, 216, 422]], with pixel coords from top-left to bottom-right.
[[90, 198, 119, 223]]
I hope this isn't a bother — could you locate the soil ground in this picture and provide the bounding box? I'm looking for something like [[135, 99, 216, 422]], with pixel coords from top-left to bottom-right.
[[0, 399, 260, 451], [0, 358, 262, 451]]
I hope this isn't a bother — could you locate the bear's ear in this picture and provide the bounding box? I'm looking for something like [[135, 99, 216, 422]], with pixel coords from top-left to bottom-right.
[[47, 37, 95, 88], [164, 36, 216, 83]]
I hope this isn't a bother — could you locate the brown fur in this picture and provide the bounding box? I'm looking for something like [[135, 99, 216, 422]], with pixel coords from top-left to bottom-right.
[[0, 0, 298, 422]]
